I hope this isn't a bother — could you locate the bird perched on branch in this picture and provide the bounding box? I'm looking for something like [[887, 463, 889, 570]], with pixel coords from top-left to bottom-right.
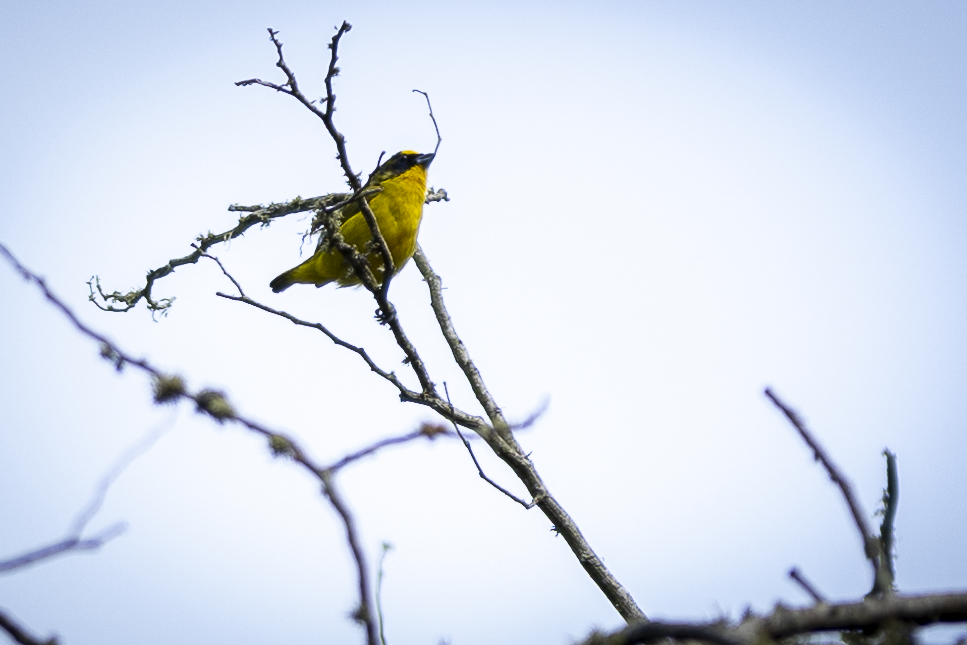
[[270, 150, 435, 293]]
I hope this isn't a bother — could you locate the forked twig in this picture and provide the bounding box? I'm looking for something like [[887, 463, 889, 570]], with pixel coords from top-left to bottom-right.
[[1, 414, 172, 574], [764, 388, 885, 594]]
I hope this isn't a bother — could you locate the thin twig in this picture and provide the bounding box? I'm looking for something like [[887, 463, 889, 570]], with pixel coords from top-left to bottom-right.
[[324, 426, 451, 473], [376, 542, 392, 645], [213, 292, 492, 436], [321, 23, 362, 192], [199, 252, 245, 297], [215, 293, 404, 386], [764, 388, 882, 587], [412, 89, 443, 156], [236, 26, 361, 191], [788, 567, 827, 604], [443, 384, 533, 509], [0, 527, 125, 574]]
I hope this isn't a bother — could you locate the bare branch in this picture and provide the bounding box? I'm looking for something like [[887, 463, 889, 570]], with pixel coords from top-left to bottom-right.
[[321, 471, 378, 645], [89, 193, 344, 314], [412, 246, 506, 435], [764, 388, 883, 590], [413, 246, 646, 623], [215, 292, 407, 388], [199, 252, 245, 297], [236, 25, 361, 192], [0, 526, 126, 574], [2, 240, 402, 645], [213, 292, 496, 445], [321, 23, 362, 192], [412, 89, 443, 156], [757, 592, 967, 638], [582, 593, 967, 645], [1, 412, 171, 574], [609, 621, 741, 645]]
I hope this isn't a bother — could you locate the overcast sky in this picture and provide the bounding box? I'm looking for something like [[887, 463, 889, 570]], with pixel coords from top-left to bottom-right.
[[1, 2, 966, 644]]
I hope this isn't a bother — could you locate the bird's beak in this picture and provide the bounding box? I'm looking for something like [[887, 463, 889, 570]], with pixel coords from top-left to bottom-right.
[[416, 152, 435, 168]]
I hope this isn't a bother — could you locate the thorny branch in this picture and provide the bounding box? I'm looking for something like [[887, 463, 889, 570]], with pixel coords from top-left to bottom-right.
[[764, 388, 891, 596]]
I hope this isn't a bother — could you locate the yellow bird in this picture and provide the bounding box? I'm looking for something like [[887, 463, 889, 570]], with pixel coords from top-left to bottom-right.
[[270, 150, 435, 293]]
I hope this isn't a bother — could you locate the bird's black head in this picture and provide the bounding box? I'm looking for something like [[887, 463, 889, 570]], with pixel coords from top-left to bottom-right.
[[369, 150, 434, 185]]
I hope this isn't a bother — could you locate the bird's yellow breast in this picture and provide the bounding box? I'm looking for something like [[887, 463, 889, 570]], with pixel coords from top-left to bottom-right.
[[289, 164, 428, 288], [269, 149, 434, 293]]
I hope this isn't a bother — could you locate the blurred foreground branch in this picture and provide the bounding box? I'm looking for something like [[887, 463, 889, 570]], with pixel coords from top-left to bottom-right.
[[1, 241, 450, 645], [0, 606, 56, 645]]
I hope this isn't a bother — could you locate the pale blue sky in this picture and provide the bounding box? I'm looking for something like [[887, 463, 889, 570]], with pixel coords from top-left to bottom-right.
[[1, 2, 966, 644]]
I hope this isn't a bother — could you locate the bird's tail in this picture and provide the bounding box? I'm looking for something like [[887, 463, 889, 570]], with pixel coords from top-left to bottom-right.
[[269, 268, 297, 293]]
